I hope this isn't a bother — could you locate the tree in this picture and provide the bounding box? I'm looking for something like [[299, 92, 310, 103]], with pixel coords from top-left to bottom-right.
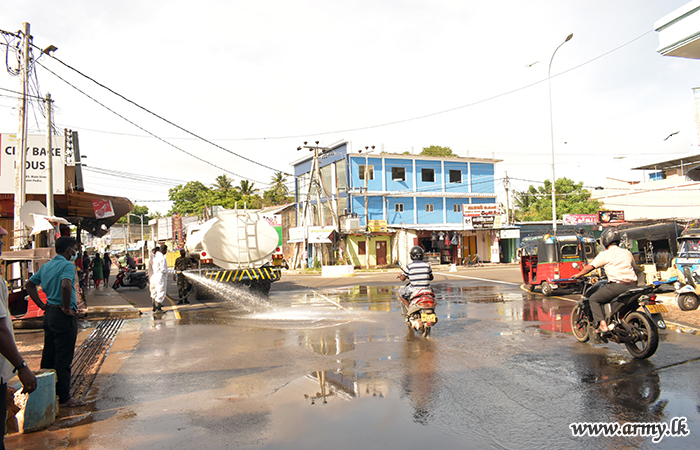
[[213, 174, 233, 192], [420, 145, 456, 157], [513, 177, 602, 222], [168, 181, 213, 215], [269, 172, 289, 196], [117, 204, 151, 224], [236, 180, 258, 196]]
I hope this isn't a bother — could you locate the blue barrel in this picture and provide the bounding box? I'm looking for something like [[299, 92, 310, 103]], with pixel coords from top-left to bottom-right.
[[9, 369, 57, 433]]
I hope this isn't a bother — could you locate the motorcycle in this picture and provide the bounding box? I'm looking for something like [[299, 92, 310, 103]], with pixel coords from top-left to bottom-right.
[[399, 287, 438, 338], [112, 264, 148, 290], [570, 276, 674, 359]]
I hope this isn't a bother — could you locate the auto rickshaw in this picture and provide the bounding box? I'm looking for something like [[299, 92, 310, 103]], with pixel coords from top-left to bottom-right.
[[1, 247, 54, 328], [520, 234, 598, 296]]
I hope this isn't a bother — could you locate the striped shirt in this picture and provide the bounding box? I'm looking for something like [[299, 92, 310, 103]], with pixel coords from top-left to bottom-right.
[[403, 260, 433, 287]]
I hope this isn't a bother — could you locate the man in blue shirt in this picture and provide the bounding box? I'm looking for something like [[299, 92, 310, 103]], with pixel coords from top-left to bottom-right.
[[26, 236, 85, 407]]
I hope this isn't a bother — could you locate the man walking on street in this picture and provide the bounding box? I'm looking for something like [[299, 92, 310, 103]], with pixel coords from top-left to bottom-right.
[[152, 244, 168, 312], [25, 236, 85, 407], [174, 250, 194, 305], [0, 225, 37, 448]]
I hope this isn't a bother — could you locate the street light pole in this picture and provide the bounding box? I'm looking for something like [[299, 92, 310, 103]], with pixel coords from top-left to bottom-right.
[[548, 33, 573, 235]]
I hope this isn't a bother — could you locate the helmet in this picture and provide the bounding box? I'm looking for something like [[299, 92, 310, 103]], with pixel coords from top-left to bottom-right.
[[409, 246, 424, 260], [600, 228, 621, 249]]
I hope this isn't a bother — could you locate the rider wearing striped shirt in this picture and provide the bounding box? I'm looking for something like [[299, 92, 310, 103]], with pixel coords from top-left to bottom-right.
[[399, 246, 433, 301]]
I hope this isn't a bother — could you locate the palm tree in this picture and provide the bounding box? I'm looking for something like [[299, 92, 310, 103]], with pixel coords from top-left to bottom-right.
[[270, 172, 289, 196], [237, 180, 258, 196], [213, 175, 233, 192]]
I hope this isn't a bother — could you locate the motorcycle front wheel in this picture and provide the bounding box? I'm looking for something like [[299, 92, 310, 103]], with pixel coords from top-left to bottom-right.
[[570, 303, 590, 343], [624, 311, 659, 359], [112, 281, 119, 290]]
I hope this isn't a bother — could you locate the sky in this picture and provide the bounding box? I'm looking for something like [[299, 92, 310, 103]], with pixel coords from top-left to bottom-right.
[[1, 0, 698, 215]]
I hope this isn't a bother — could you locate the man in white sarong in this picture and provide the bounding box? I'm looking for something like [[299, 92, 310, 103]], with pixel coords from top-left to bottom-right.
[[148, 247, 158, 308], [152, 245, 168, 312]]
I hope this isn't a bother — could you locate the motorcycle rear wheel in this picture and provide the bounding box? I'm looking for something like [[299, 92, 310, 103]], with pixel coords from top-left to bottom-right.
[[623, 311, 659, 359], [570, 303, 590, 343]]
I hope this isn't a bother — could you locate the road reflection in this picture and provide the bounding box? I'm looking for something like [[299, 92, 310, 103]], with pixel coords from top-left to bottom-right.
[[401, 328, 439, 425]]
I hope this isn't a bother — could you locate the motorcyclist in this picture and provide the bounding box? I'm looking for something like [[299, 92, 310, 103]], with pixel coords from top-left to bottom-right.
[[571, 227, 637, 333], [398, 246, 434, 302]]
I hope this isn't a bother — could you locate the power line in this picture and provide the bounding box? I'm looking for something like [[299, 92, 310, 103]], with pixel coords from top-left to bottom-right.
[[37, 61, 267, 184], [42, 53, 291, 175]]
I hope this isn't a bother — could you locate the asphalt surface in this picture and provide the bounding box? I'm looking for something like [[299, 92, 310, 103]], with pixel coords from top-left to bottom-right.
[[8, 265, 700, 449]]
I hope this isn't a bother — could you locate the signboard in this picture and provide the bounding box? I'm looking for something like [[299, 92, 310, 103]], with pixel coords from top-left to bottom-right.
[[368, 219, 387, 232], [500, 228, 520, 239], [563, 214, 598, 225], [598, 210, 624, 223], [0, 134, 66, 195], [92, 199, 115, 219], [288, 226, 305, 243], [463, 204, 501, 217], [308, 226, 335, 244]]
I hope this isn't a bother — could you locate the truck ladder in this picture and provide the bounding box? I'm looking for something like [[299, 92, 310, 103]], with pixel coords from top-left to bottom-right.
[[237, 212, 260, 268]]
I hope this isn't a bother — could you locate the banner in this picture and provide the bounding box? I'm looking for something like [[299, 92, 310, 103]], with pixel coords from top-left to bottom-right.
[[0, 134, 66, 195], [172, 214, 184, 250], [563, 214, 598, 225], [368, 219, 387, 232], [308, 226, 335, 244], [92, 199, 115, 219]]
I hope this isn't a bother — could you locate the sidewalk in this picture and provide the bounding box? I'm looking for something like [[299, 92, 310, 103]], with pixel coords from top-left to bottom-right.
[[82, 286, 141, 319]]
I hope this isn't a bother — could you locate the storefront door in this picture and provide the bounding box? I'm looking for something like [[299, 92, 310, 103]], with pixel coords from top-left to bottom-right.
[[376, 241, 387, 265]]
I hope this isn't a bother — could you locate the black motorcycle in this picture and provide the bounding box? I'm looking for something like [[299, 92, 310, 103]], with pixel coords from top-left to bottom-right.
[[112, 264, 148, 290], [570, 277, 674, 359]]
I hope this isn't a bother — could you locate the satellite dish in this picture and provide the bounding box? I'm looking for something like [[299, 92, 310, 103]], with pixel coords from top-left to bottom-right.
[[20, 201, 48, 229]]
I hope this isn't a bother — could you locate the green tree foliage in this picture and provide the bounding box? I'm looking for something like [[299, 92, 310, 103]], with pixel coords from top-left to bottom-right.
[[213, 175, 234, 191], [513, 178, 602, 222], [117, 204, 151, 224], [236, 180, 258, 196], [269, 172, 289, 196], [420, 145, 456, 157], [169, 176, 267, 215]]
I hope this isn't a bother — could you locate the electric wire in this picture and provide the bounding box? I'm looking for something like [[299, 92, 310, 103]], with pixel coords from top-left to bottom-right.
[[42, 53, 291, 175], [36, 61, 268, 184]]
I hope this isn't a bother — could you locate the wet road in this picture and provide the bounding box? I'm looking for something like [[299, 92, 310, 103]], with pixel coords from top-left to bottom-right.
[[11, 268, 700, 449]]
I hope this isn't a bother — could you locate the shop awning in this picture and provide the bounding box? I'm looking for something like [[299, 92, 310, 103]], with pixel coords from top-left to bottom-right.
[[28, 191, 133, 237]]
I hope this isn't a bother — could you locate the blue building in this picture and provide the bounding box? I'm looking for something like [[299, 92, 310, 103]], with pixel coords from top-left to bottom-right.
[[292, 142, 503, 267]]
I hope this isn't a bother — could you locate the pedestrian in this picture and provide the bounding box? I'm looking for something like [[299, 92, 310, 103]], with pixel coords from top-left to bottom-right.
[[148, 246, 158, 305], [91, 253, 104, 290], [174, 250, 194, 304], [25, 236, 86, 408], [152, 244, 168, 312], [0, 225, 38, 448], [103, 252, 112, 288]]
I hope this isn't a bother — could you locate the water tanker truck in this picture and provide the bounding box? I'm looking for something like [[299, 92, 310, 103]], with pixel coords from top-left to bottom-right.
[[185, 208, 283, 297]]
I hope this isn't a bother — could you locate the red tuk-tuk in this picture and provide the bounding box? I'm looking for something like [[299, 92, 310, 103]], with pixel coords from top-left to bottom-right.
[[2, 247, 54, 327], [520, 234, 598, 296]]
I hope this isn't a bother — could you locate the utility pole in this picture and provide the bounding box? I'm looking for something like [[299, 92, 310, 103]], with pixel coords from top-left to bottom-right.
[[45, 93, 54, 216], [13, 22, 31, 249], [504, 171, 510, 226], [361, 146, 375, 269]]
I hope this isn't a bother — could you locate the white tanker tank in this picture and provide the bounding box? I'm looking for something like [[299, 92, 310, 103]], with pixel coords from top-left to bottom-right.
[[185, 209, 283, 296]]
